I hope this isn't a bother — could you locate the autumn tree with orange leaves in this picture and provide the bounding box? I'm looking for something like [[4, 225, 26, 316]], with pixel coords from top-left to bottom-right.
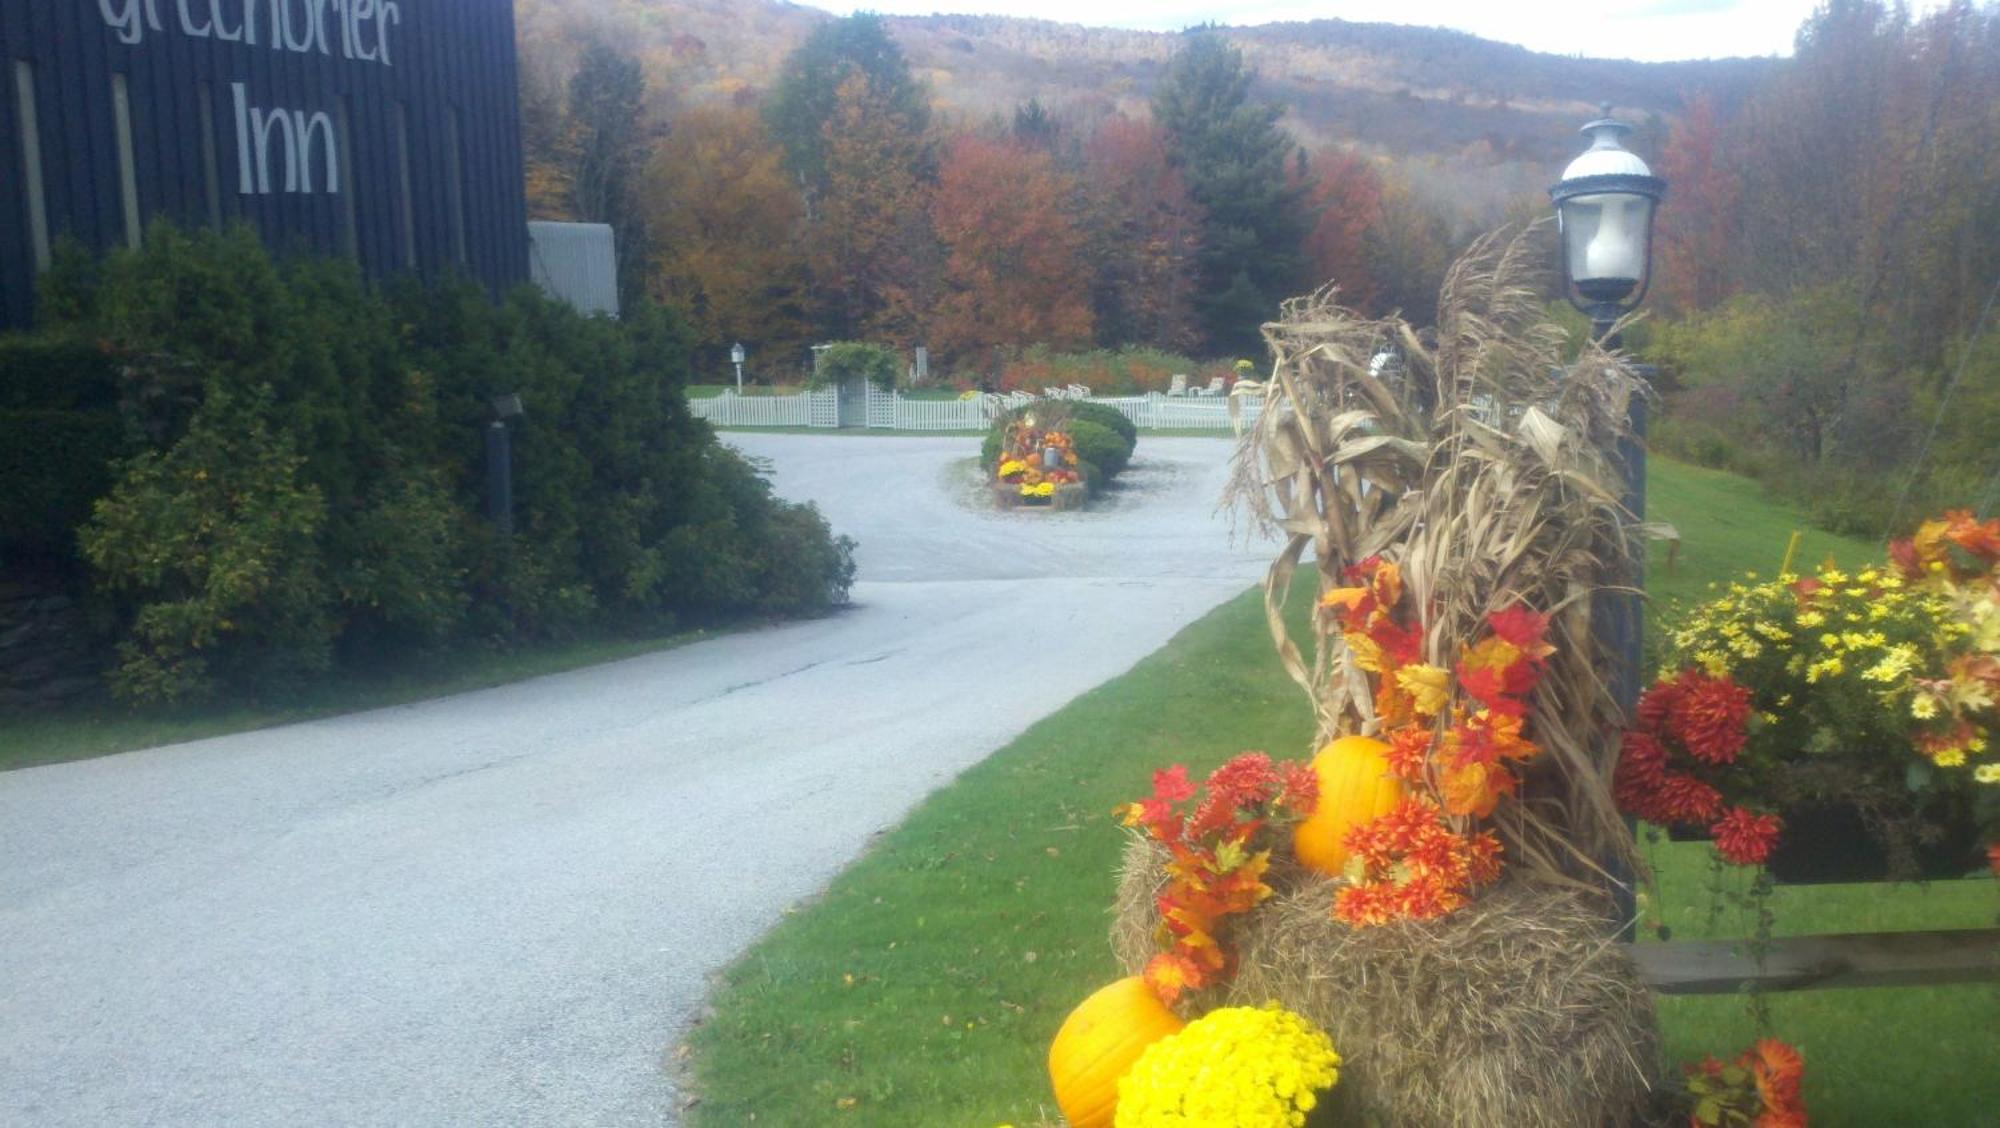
[[641, 105, 812, 367], [1298, 149, 1386, 315], [1080, 117, 1204, 352], [1653, 95, 1740, 315], [808, 74, 938, 345], [929, 135, 1094, 370]]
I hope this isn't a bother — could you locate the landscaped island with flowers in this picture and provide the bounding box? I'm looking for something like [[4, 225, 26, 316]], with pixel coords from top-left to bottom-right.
[[982, 402, 1139, 510]]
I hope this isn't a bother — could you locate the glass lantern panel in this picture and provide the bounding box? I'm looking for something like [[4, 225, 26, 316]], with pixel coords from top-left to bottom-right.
[[1562, 191, 1652, 287]]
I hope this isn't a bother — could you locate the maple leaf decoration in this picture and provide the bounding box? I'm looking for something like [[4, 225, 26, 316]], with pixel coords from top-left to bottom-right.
[[1317, 565, 1559, 925], [1120, 752, 1316, 1004]]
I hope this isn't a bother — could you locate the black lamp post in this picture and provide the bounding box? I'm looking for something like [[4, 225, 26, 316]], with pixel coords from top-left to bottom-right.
[[1550, 106, 1666, 347], [1553, 107, 1665, 933]]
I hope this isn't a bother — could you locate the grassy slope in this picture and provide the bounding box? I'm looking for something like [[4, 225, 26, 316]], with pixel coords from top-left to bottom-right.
[[685, 457, 1997, 1127], [0, 629, 720, 772]]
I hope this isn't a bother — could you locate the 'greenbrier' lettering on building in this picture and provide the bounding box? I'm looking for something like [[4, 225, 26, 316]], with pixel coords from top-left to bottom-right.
[[96, 1, 402, 65]]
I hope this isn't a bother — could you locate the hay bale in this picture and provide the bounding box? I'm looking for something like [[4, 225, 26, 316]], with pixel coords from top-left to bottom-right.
[[1110, 836, 1664, 1127]]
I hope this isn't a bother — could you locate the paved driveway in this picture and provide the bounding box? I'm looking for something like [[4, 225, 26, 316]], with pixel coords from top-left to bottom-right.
[[0, 434, 1270, 1126]]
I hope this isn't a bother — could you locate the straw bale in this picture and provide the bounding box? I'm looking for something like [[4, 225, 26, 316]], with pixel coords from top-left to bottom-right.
[[1111, 837, 1665, 1126]]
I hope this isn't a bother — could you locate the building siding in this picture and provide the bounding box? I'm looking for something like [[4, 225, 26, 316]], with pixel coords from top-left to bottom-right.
[[0, 1, 529, 328]]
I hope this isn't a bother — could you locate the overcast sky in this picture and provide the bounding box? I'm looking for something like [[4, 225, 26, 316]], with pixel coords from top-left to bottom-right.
[[795, 1, 1934, 63]]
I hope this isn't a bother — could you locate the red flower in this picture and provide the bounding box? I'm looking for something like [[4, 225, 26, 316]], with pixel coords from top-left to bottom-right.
[[1636, 675, 1684, 732], [1986, 843, 2000, 878], [1668, 672, 1752, 765], [1151, 764, 1196, 804], [1888, 536, 1924, 581], [1384, 726, 1433, 782], [1748, 1039, 1805, 1114], [1657, 772, 1726, 825], [1711, 807, 1783, 866]]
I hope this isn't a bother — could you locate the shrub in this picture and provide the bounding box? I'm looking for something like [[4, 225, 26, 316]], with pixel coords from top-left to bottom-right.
[[982, 401, 1138, 480], [1069, 400, 1138, 448], [80, 388, 331, 705], [811, 341, 901, 392], [22, 221, 860, 706], [0, 407, 130, 568], [1069, 418, 1131, 480]]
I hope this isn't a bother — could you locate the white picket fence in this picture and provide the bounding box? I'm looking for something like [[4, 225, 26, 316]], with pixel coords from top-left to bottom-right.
[[689, 387, 1256, 432]]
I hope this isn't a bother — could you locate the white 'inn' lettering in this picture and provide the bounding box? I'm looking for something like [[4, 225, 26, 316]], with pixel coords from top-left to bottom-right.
[[99, 0, 402, 66], [233, 82, 338, 195]]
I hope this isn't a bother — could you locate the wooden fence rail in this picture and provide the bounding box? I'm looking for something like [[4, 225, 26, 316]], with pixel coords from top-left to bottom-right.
[[1628, 928, 2000, 995]]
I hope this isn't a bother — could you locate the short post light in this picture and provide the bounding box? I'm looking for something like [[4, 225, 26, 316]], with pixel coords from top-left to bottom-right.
[[487, 393, 525, 539], [1549, 105, 1666, 345], [730, 341, 746, 394]]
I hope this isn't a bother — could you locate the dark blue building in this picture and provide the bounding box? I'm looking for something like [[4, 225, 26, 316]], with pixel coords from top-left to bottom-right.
[[0, 0, 530, 328]]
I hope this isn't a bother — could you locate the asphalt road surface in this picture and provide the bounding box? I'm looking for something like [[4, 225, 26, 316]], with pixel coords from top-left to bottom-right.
[[0, 434, 1271, 1126]]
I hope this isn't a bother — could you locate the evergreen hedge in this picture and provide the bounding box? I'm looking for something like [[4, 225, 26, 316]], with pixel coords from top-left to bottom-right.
[[7, 223, 855, 706]]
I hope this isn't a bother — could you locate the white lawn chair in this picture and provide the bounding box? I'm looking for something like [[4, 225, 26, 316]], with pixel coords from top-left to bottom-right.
[[1196, 376, 1225, 397], [1167, 373, 1189, 397]]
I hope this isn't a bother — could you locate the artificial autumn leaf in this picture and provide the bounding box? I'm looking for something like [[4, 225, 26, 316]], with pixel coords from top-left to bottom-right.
[[1395, 663, 1452, 717]]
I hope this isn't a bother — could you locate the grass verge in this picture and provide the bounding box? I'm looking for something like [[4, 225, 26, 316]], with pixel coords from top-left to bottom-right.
[[683, 457, 1996, 1126], [0, 625, 723, 772]]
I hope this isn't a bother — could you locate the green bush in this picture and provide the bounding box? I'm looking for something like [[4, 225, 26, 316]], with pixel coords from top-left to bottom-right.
[[0, 408, 130, 567], [811, 341, 900, 392], [1069, 418, 1131, 480], [1068, 401, 1138, 449], [981, 402, 1139, 482], [0, 340, 133, 570], [22, 221, 860, 706], [81, 388, 331, 705]]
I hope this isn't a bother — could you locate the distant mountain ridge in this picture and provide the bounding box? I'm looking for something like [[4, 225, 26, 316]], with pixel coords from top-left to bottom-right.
[[515, 0, 1779, 213]]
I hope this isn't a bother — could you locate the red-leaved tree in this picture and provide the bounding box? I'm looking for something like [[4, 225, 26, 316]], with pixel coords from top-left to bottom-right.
[[928, 134, 1094, 369]]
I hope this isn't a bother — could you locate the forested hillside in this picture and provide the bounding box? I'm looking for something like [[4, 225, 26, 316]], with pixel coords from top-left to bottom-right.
[[514, 0, 1999, 532], [513, 0, 1771, 219]]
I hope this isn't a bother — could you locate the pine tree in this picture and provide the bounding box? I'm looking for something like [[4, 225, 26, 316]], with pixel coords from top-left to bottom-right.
[[566, 42, 649, 303], [1151, 35, 1313, 356], [766, 13, 931, 201]]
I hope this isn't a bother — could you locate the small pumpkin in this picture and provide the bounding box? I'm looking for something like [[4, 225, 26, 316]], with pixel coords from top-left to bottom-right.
[[1292, 734, 1406, 876], [1048, 976, 1185, 1128]]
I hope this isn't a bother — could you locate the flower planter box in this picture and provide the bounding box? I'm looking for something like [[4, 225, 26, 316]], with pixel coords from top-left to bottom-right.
[[994, 483, 1088, 511], [1761, 801, 1984, 885]]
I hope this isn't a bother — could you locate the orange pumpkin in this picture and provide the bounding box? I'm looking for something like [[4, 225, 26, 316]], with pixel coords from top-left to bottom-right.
[[1047, 976, 1185, 1128], [1292, 734, 1406, 875]]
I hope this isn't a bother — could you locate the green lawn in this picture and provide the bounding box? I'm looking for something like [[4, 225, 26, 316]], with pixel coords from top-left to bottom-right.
[[0, 627, 721, 772], [683, 457, 1996, 1127]]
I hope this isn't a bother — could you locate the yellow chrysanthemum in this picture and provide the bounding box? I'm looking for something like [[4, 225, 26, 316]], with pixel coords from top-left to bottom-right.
[[1116, 1004, 1340, 1128], [1975, 764, 2000, 785]]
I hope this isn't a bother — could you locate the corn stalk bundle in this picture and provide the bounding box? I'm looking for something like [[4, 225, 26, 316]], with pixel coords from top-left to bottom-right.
[[1227, 222, 1646, 891]]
